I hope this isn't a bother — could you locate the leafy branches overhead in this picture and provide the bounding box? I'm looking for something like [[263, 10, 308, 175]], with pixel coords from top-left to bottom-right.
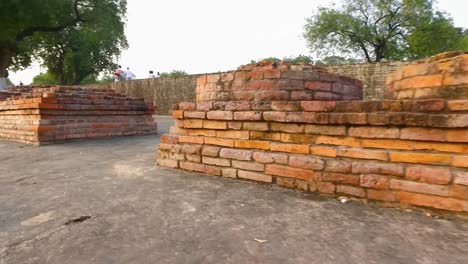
[[0, 0, 128, 85], [304, 0, 467, 62]]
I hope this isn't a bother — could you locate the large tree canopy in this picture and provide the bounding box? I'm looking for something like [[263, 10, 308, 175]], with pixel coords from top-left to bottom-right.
[[0, 0, 127, 87], [304, 0, 468, 62]]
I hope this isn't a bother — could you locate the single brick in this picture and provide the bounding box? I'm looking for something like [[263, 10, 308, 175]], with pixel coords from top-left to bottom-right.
[[238, 170, 272, 183], [280, 133, 316, 144], [316, 136, 360, 147], [250, 131, 281, 141], [253, 152, 288, 164], [390, 152, 451, 165], [202, 146, 220, 157], [187, 129, 216, 137], [180, 161, 205, 173], [219, 148, 253, 161], [447, 130, 468, 143], [271, 101, 301, 111], [447, 100, 468, 111], [178, 136, 204, 144], [367, 190, 396, 202], [400, 128, 446, 141], [271, 123, 305, 133], [184, 111, 205, 119], [336, 185, 366, 197], [233, 111, 262, 121], [205, 165, 222, 176], [235, 140, 270, 150], [348, 127, 400, 139], [360, 174, 390, 189], [317, 182, 336, 194], [184, 119, 203, 129], [351, 161, 404, 176], [158, 159, 179, 168], [338, 148, 388, 161], [172, 110, 184, 119], [452, 156, 468, 168], [451, 185, 468, 200], [289, 155, 325, 170], [204, 137, 235, 147], [216, 130, 249, 140], [310, 146, 337, 157], [203, 120, 227, 130], [242, 122, 269, 131], [454, 170, 468, 186], [305, 125, 346, 136], [406, 165, 452, 185], [270, 143, 309, 154], [207, 111, 233, 120], [325, 159, 351, 173], [186, 154, 201, 163], [179, 102, 196, 110], [396, 192, 464, 212], [390, 179, 450, 197], [160, 135, 179, 144], [265, 164, 315, 181], [228, 121, 243, 130], [322, 172, 359, 185], [202, 157, 230, 167], [276, 177, 309, 191], [232, 160, 265, 172], [222, 168, 237, 178], [181, 144, 203, 155], [360, 139, 413, 151]]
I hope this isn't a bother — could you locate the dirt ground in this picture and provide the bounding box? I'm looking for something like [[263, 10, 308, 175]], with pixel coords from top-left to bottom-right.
[[0, 116, 467, 264]]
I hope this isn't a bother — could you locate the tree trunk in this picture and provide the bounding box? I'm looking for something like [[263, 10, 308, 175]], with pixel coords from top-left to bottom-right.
[[0, 48, 10, 90]]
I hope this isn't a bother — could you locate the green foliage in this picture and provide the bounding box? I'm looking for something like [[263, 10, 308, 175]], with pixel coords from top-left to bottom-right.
[[303, 0, 466, 62], [0, 0, 128, 85], [250, 57, 281, 64], [283, 55, 313, 64], [32, 72, 59, 85], [99, 74, 115, 83], [315, 56, 360, 65], [160, 70, 188, 78]]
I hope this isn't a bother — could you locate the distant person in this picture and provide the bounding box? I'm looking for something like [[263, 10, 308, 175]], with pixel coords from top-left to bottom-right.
[[125, 67, 134, 81], [19, 81, 23, 86], [149, 70, 156, 78], [156, 71, 160, 78], [114, 65, 122, 82]]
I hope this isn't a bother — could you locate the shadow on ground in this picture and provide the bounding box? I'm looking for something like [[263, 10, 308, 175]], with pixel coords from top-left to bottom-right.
[[0, 116, 467, 264]]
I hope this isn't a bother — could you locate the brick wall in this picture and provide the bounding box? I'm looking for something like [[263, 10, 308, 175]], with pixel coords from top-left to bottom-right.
[[0, 86, 157, 145], [93, 62, 410, 115], [157, 57, 468, 214]]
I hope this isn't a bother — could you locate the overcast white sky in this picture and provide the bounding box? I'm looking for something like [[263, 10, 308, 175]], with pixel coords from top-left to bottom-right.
[[9, 0, 468, 85]]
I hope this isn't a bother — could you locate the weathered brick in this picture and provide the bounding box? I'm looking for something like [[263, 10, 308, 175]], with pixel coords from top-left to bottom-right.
[[186, 154, 201, 163], [181, 144, 202, 155], [182, 119, 203, 129], [232, 160, 265, 172], [280, 133, 316, 144], [263, 69, 281, 79], [178, 136, 204, 144], [406, 165, 451, 185], [172, 110, 184, 119], [216, 130, 249, 139], [220, 148, 253, 161], [271, 123, 304, 133], [310, 146, 337, 157], [325, 159, 351, 173], [291, 91, 313, 101], [184, 111, 205, 119], [322, 172, 359, 185], [242, 122, 269, 131], [263, 111, 287, 122], [367, 190, 396, 202], [338, 148, 388, 161], [224, 101, 250, 111], [360, 139, 412, 150], [349, 127, 400, 139], [180, 161, 205, 172], [202, 146, 220, 157], [360, 174, 389, 189], [412, 141, 468, 153], [276, 177, 309, 191], [222, 168, 237, 178], [451, 185, 468, 200], [400, 128, 446, 141], [300, 101, 336, 112], [317, 182, 336, 194], [238, 170, 272, 183], [235, 140, 270, 150], [390, 152, 451, 165], [390, 179, 450, 196], [396, 192, 465, 212], [271, 101, 301, 111], [305, 125, 346, 136], [157, 159, 179, 168], [233, 111, 262, 121], [351, 161, 404, 176], [447, 130, 468, 143], [203, 120, 227, 130], [205, 165, 222, 176], [270, 143, 309, 154], [316, 136, 360, 147], [253, 152, 288, 164], [453, 170, 468, 186], [336, 185, 366, 197], [289, 155, 324, 170], [205, 137, 234, 147], [170, 126, 188, 136], [305, 81, 332, 91], [250, 131, 281, 141], [452, 156, 468, 168], [179, 102, 196, 110], [196, 102, 213, 111], [202, 157, 230, 167], [228, 121, 243, 130], [448, 100, 468, 111], [187, 129, 216, 137], [207, 111, 233, 120], [265, 164, 315, 181]]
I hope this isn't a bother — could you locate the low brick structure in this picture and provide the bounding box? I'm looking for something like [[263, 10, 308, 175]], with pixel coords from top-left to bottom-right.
[[0, 86, 157, 145], [157, 57, 468, 214]]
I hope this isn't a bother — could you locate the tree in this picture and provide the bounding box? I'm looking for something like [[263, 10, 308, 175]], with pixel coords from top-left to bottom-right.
[[0, 0, 127, 88], [303, 0, 467, 62], [32, 72, 59, 85], [284, 55, 313, 64], [160, 70, 188, 78], [315, 56, 359, 65]]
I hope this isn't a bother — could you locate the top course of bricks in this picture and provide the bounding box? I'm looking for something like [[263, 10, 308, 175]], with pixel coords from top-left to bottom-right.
[[195, 61, 364, 102]]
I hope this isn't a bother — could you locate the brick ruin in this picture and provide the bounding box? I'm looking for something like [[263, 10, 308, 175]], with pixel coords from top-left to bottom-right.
[[157, 52, 468, 214], [0, 86, 157, 145]]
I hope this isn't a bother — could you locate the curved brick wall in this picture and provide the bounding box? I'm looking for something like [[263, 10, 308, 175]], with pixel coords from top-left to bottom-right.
[[157, 55, 468, 214], [386, 51, 468, 100], [196, 62, 363, 102]]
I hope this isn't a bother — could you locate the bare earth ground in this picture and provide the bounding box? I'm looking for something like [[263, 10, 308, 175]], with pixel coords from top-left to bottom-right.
[[0, 116, 467, 264]]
